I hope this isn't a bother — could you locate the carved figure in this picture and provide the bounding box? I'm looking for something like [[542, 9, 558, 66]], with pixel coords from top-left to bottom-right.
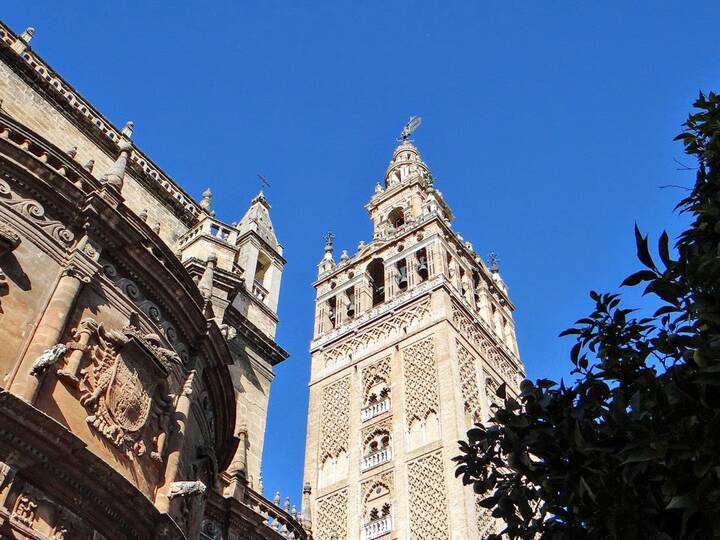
[[11, 494, 37, 526], [168, 480, 206, 499], [30, 343, 67, 376]]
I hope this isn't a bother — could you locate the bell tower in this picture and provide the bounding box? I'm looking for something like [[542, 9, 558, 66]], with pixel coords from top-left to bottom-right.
[[302, 120, 526, 540]]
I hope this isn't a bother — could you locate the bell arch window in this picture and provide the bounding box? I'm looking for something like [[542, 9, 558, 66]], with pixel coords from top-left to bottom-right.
[[416, 248, 428, 282], [367, 258, 385, 306], [327, 296, 337, 329], [387, 207, 405, 228], [345, 287, 356, 319]]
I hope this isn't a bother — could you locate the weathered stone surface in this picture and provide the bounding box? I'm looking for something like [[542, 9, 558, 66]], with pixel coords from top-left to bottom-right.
[[0, 19, 299, 540]]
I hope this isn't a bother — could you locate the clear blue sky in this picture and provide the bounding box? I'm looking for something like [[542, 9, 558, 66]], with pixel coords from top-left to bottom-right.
[[5, 1, 719, 509]]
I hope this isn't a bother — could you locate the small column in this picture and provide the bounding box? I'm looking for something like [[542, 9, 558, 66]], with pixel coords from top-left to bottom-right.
[[224, 425, 249, 500], [358, 274, 373, 314], [9, 265, 89, 403], [384, 265, 395, 301], [156, 371, 195, 513]]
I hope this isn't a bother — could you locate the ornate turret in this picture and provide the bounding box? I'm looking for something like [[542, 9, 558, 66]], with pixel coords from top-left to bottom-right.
[[234, 191, 284, 317]]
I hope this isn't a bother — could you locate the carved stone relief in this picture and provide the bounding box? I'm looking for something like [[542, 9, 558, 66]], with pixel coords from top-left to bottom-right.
[[0, 176, 75, 247], [101, 262, 190, 363], [11, 493, 37, 527], [56, 317, 178, 459]]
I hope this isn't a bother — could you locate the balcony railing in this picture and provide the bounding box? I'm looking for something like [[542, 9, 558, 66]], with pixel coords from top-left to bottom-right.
[[362, 515, 393, 540], [361, 398, 391, 423], [361, 447, 392, 472]]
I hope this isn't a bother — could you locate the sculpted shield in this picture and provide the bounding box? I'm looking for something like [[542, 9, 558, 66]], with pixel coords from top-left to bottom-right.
[[105, 348, 156, 434], [71, 320, 173, 458]]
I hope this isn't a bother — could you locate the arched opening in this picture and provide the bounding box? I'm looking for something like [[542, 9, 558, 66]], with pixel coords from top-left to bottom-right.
[[416, 248, 429, 281], [367, 259, 385, 306], [387, 207, 405, 228]]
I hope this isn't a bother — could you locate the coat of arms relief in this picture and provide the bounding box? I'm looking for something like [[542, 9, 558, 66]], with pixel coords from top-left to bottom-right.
[[56, 317, 182, 460]]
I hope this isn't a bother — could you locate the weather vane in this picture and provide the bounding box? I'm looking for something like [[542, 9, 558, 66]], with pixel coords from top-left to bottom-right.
[[399, 116, 422, 142], [324, 231, 335, 247], [258, 174, 271, 192]]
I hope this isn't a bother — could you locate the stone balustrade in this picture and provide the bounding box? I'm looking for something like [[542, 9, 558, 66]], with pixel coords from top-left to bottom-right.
[[361, 447, 392, 472], [177, 215, 238, 248], [245, 488, 308, 539], [362, 515, 393, 540], [361, 398, 390, 423]]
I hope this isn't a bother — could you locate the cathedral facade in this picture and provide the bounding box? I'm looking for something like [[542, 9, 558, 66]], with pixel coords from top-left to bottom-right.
[[0, 22, 307, 540], [303, 129, 526, 539]]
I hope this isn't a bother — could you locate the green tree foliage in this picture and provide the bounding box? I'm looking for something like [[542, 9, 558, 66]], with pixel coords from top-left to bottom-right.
[[454, 92, 720, 539]]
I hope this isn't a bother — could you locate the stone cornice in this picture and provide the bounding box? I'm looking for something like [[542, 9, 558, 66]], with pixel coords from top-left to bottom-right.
[[0, 21, 204, 228]]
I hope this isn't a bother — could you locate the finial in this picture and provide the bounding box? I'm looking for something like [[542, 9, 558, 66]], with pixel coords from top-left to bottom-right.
[[489, 251, 499, 273], [200, 188, 212, 211], [101, 140, 132, 190], [20, 27, 35, 44], [66, 146, 78, 159], [83, 159, 95, 173], [152, 222, 161, 234], [358, 240, 366, 251], [139, 208, 148, 221], [399, 116, 422, 142], [273, 491, 281, 505], [375, 182, 383, 194], [324, 231, 335, 252], [284, 496, 290, 512], [121, 121, 134, 139], [340, 249, 349, 262]]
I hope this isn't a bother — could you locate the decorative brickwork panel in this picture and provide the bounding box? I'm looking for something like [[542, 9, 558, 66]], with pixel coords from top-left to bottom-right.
[[451, 301, 523, 391], [362, 356, 391, 399], [323, 297, 431, 368], [407, 451, 450, 540], [456, 339, 482, 424], [316, 489, 348, 540], [476, 497, 498, 539], [402, 336, 439, 425], [320, 377, 351, 460]]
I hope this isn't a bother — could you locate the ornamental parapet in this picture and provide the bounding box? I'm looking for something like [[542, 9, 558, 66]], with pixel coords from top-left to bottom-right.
[[362, 515, 393, 540]]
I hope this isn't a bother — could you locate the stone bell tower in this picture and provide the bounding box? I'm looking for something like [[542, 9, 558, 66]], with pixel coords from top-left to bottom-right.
[[302, 120, 526, 540]]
